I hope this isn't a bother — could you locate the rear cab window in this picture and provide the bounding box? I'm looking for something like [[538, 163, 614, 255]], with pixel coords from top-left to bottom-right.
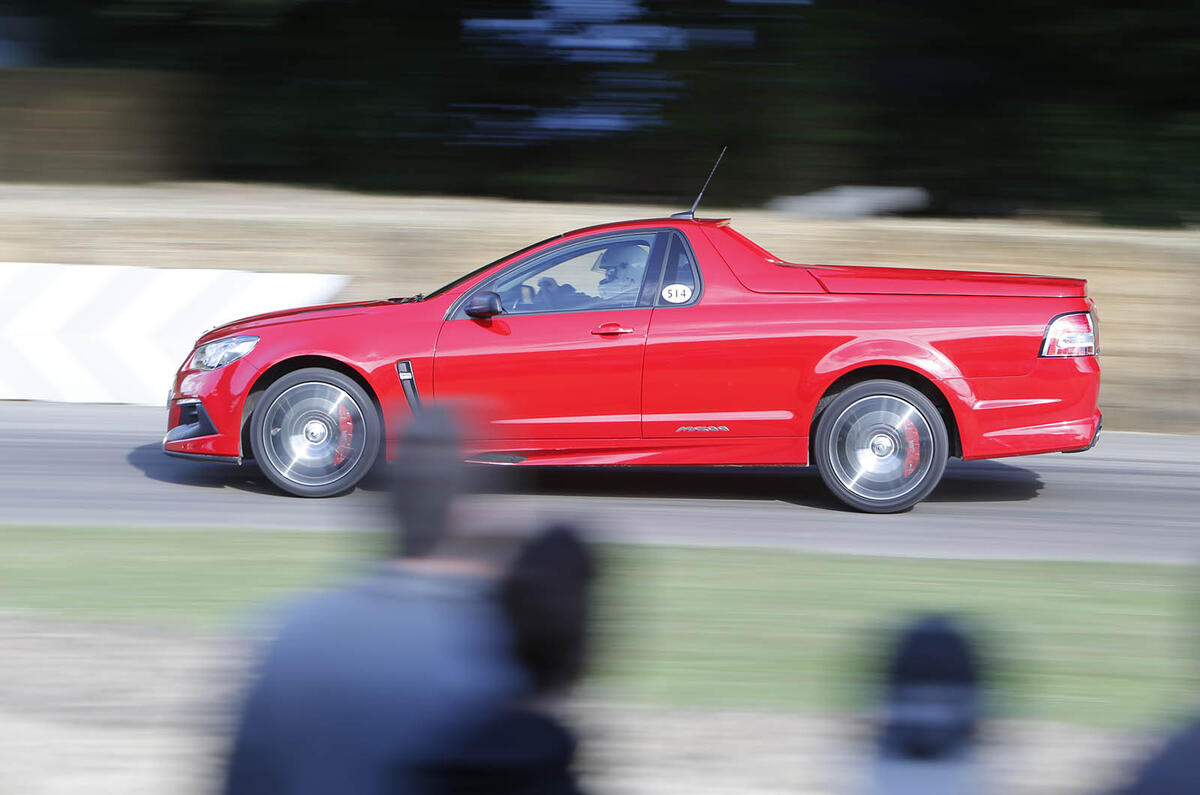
[[652, 232, 702, 307]]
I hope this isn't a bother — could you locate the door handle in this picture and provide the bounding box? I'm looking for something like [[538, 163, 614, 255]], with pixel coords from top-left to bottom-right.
[[591, 324, 634, 336]]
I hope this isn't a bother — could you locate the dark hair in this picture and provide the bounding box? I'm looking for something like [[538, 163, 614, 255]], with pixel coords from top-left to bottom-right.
[[389, 406, 468, 558], [880, 615, 983, 760], [500, 525, 595, 695]]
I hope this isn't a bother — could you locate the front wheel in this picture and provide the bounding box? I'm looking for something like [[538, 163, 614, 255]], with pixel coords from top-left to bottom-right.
[[249, 368, 381, 497], [813, 380, 949, 513]]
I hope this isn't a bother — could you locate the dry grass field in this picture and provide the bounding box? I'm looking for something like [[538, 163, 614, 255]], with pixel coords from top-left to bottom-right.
[[2, 182, 1196, 431]]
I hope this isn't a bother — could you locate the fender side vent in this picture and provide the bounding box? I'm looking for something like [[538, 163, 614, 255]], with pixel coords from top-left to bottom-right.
[[395, 360, 423, 413]]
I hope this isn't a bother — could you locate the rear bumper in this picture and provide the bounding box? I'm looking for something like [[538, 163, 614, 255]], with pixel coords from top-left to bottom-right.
[[1063, 412, 1102, 453], [950, 355, 1101, 460]]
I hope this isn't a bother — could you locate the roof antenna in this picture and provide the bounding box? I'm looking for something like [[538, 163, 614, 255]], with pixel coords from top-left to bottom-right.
[[672, 146, 727, 220]]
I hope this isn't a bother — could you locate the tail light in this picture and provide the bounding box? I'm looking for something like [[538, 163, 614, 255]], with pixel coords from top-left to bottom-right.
[[1040, 312, 1097, 357]]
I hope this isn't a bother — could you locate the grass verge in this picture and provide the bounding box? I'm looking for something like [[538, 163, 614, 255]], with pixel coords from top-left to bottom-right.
[[1, 525, 1196, 727]]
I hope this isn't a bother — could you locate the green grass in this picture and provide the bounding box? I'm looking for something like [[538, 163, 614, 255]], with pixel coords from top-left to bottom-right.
[[0, 526, 384, 627], [594, 547, 1200, 727], [1, 525, 1197, 728]]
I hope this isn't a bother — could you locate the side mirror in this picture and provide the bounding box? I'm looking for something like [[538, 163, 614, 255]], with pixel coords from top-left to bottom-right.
[[465, 291, 504, 319]]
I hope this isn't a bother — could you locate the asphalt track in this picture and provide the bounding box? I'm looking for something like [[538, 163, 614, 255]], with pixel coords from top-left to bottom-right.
[[5, 401, 1200, 564]]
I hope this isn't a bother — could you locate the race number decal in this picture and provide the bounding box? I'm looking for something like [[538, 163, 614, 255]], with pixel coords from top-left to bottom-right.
[[661, 283, 693, 304]]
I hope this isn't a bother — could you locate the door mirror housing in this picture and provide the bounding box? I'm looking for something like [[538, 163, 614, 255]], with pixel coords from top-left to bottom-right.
[[465, 291, 504, 319]]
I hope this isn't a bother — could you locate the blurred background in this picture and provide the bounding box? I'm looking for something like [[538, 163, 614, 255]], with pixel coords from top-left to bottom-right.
[[3, 2, 1200, 794], [1, 0, 1198, 428], [2, 0, 1197, 225]]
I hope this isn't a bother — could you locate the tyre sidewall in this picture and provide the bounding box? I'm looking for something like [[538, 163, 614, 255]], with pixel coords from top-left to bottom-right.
[[814, 379, 949, 513], [249, 367, 381, 497]]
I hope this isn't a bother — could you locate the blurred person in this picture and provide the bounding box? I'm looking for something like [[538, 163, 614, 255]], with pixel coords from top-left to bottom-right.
[[419, 524, 596, 794], [222, 406, 525, 795], [1112, 718, 1200, 794], [859, 615, 987, 795]]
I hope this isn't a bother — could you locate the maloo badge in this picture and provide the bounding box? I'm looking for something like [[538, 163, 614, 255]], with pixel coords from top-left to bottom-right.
[[675, 425, 730, 432]]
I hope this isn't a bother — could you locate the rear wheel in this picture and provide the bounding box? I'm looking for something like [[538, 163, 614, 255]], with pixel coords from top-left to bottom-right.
[[813, 380, 948, 513], [250, 367, 381, 497]]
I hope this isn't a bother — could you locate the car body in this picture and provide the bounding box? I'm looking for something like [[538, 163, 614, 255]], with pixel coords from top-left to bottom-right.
[[164, 216, 1101, 511]]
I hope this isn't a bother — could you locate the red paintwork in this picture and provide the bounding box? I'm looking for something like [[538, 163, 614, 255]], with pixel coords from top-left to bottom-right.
[[807, 265, 1088, 298], [163, 216, 1101, 470]]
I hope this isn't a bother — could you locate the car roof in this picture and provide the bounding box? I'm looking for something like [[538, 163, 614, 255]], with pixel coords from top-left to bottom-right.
[[559, 216, 731, 239]]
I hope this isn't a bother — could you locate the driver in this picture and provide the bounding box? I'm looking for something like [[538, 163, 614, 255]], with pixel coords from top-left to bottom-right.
[[591, 243, 647, 301]]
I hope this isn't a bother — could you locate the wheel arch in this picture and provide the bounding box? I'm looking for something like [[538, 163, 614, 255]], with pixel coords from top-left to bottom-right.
[[808, 365, 963, 460], [240, 355, 384, 459]]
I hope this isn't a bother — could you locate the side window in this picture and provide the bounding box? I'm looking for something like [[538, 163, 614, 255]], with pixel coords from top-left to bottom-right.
[[655, 233, 700, 306], [487, 233, 658, 315]]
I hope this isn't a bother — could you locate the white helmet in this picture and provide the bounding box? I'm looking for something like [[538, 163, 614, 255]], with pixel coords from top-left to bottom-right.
[[592, 243, 647, 299]]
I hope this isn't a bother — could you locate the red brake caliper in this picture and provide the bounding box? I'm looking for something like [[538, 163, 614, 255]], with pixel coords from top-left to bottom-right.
[[333, 405, 354, 467], [902, 420, 921, 477]]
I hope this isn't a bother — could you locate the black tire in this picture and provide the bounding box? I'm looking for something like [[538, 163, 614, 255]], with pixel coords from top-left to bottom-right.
[[249, 367, 381, 497], [813, 379, 949, 513]]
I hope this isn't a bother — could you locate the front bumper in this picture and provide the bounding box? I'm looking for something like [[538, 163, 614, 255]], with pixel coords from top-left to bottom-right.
[[163, 393, 242, 463], [164, 397, 218, 443], [163, 391, 242, 463], [164, 449, 242, 465], [162, 357, 256, 461]]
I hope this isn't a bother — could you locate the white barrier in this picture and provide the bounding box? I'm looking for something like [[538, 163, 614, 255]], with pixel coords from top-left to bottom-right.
[[0, 263, 349, 405]]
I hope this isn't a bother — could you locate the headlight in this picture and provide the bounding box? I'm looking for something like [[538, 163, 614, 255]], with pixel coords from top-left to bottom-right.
[[188, 335, 259, 370]]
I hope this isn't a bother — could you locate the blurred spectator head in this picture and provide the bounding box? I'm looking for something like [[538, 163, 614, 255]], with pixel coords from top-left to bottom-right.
[[501, 524, 596, 696], [879, 614, 983, 760], [389, 405, 470, 559]]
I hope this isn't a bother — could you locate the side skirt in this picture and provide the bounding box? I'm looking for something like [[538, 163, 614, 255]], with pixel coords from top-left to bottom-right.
[[463, 436, 809, 467]]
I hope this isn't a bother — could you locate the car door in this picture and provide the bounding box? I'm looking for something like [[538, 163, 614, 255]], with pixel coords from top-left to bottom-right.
[[641, 229, 808, 440], [433, 231, 666, 441]]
